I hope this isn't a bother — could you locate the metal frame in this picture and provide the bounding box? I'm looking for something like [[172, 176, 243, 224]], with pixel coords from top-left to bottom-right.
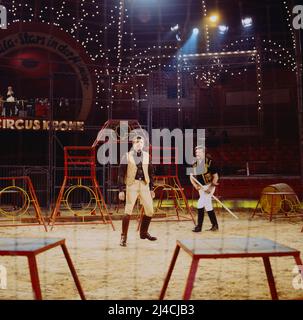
[[49, 146, 115, 230], [252, 191, 302, 222], [0, 176, 47, 231]]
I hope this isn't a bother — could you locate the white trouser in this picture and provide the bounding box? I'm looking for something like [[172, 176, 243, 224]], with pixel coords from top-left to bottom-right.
[[197, 185, 215, 211]]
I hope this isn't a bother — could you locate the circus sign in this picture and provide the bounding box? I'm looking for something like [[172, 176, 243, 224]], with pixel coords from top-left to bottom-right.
[[0, 23, 95, 121], [0, 118, 84, 131], [0, 32, 91, 88]]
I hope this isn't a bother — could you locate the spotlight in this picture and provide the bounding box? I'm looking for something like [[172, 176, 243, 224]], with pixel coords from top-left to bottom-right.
[[208, 14, 220, 26], [170, 24, 179, 32], [242, 17, 253, 28], [209, 15, 219, 23], [218, 25, 229, 34], [192, 28, 199, 35]]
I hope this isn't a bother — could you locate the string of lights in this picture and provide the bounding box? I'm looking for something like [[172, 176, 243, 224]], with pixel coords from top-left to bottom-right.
[[117, 0, 125, 83], [201, 0, 210, 52], [283, 1, 297, 53], [2, 1, 299, 111], [256, 52, 263, 112]]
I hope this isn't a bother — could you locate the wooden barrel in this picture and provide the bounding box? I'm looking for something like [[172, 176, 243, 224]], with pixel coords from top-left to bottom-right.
[[260, 183, 299, 214]]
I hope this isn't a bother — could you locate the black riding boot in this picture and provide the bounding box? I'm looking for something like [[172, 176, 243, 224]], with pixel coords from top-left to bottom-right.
[[120, 215, 131, 246], [207, 210, 219, 231], [192, 208, 204, 232], [140, 215, 157, 241]]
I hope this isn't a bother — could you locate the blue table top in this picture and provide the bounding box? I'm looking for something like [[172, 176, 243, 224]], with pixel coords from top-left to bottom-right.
[[177, 237, 300, 257], [0, 238, 64, 254]]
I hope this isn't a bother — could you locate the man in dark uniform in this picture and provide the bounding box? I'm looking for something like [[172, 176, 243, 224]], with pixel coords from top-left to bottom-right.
[[118, 136, 157, 247], [190, 145, 219, 232]]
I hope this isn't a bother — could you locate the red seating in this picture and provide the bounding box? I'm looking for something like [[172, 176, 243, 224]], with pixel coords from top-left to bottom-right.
[[208, 142, 299, 175]]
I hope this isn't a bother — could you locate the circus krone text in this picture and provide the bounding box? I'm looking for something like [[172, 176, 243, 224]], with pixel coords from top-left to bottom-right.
[[0, 118, 84, 131]]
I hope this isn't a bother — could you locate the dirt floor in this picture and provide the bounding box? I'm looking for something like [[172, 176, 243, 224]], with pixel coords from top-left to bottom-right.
[[0, 210, 303, 300]]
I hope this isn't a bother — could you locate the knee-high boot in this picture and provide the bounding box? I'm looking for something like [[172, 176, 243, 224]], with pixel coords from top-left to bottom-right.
[[120, 215, 131, 246], [192, 208, 204, 232], [207, 210, 219, 231], [140, 215, 157, 241]]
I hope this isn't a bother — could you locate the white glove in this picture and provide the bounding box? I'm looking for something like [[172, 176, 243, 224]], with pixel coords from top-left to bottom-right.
[[206, 184, 217, 194], [118, 192, 125, 201]]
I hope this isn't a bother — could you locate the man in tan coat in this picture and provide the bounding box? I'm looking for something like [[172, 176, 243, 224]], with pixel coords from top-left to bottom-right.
[[118, 136, 157, 247]]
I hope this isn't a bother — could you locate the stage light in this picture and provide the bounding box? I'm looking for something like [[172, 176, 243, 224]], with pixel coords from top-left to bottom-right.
[[242, 17, 253, 28], [218, 25, 229, 34], [209, 14, 219, 25], [176, 33, 182, 42], [180, 28, 199, 54], [192, 28, 199, 35], [170, 24, 179, 32]]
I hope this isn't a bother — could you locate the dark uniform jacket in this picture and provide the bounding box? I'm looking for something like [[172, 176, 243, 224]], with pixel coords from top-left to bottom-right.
[[193, 155, 219, 186]]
